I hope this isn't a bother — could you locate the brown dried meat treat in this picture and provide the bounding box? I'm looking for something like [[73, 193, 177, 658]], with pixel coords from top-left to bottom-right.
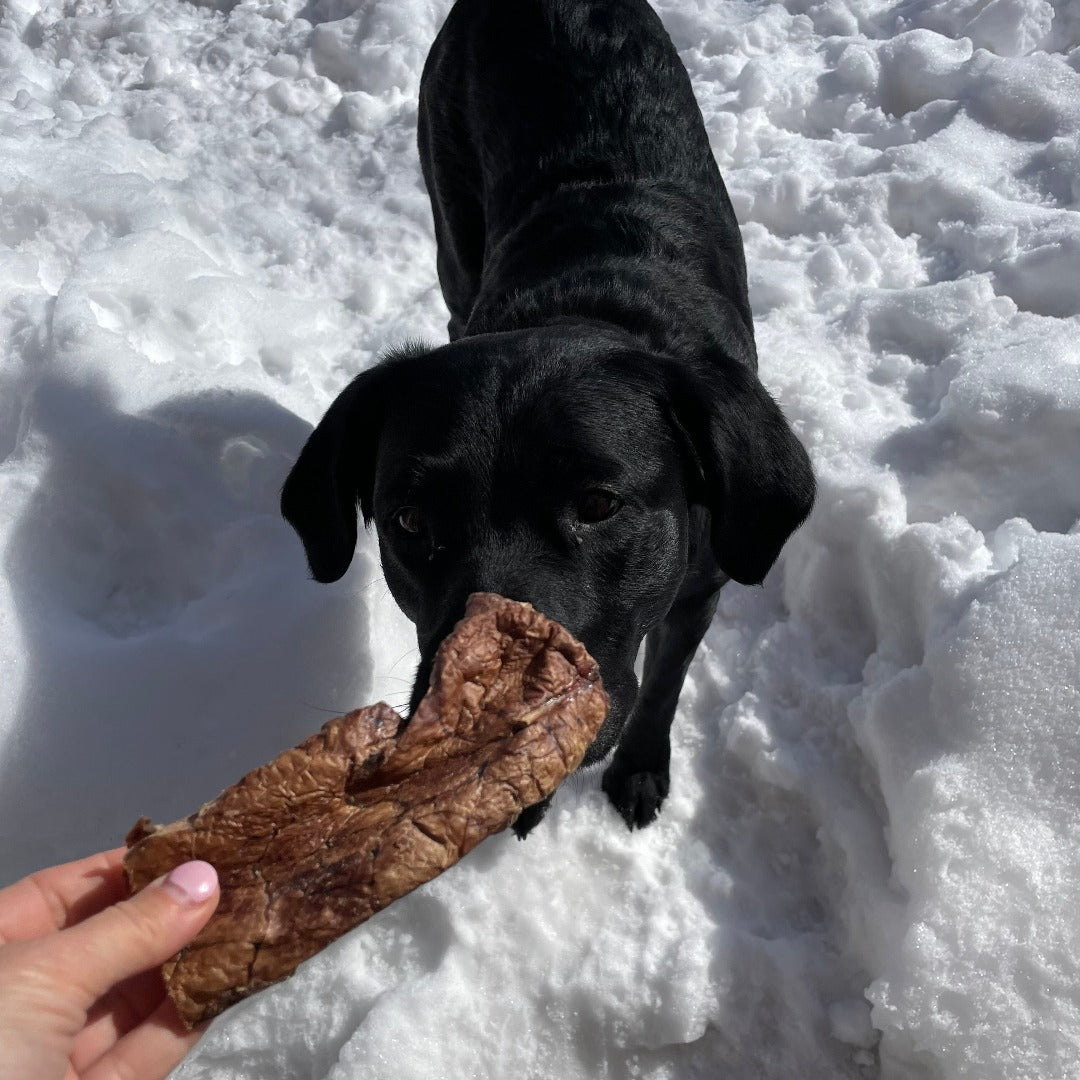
[[123, 593, 608, 1028]]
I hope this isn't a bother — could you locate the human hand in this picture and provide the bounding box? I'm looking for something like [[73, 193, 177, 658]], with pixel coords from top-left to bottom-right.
[[0, 848, 219, 1080]]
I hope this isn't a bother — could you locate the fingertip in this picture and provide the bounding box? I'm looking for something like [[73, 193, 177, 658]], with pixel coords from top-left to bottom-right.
[[160, 861, 219, 908], [48, 861, 220, 1009]]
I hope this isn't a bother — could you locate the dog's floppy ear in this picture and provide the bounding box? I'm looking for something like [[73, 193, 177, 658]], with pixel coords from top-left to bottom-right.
[[665, 357, 815, 585], [280, 364, 391, 583]]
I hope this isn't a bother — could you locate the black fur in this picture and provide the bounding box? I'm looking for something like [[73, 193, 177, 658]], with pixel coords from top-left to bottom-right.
[[282, 0, 815, 832]]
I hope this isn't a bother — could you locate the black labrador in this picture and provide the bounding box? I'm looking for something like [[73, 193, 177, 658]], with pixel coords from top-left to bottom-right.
[[281, 0, 815, 834]]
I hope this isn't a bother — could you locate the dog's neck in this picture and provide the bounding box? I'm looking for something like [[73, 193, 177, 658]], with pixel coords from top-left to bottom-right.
[[463, 180, 757, 368]]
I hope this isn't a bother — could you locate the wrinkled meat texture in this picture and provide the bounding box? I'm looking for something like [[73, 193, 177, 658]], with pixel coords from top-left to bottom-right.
[[123, 593, 608, 1027]]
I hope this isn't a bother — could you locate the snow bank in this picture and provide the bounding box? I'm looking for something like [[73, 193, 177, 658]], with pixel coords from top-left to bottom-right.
[[1, 0, 1078, 1077]]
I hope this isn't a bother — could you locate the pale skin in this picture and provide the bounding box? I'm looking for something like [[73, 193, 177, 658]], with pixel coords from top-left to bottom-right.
[[0, 848, 220, 1080]]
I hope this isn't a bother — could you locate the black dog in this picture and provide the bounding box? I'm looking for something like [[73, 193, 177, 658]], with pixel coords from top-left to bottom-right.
[[282, 0, 814, 833]]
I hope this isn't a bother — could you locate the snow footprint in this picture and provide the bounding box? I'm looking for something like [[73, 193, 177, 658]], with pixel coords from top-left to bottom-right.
[[14, 377, 306, 637]]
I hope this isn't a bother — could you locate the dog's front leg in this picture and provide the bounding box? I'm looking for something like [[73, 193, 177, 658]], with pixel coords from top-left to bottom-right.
[[602, 568, 727, 829], [511, 796, 553, 840]]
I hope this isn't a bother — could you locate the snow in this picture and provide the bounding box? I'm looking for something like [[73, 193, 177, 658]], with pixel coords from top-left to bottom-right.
[[1, 0, 1078, 1076]]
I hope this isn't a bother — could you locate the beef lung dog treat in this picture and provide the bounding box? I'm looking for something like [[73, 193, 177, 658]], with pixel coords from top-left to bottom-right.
[[123, 593, 608, 1028]]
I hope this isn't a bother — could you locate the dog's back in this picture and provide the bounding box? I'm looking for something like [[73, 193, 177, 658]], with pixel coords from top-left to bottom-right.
[[418, 0, 754, 361]]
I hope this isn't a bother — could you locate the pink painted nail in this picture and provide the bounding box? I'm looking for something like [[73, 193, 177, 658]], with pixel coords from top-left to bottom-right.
[[162, 861, 218, 905]]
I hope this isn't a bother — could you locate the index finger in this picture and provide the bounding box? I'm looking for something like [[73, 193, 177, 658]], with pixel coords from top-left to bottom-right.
[[0, 847, 130, 945]]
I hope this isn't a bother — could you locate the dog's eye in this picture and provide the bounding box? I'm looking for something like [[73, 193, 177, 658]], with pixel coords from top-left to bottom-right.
[[576, 489, 623, 524], [396, 506, 424, 534]]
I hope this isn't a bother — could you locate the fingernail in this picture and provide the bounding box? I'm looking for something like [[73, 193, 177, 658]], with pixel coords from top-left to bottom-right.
[[162, 861, 218, 906]]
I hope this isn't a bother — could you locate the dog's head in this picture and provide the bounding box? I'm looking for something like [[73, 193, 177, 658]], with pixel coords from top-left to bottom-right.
[[281, 325, 813, 762]]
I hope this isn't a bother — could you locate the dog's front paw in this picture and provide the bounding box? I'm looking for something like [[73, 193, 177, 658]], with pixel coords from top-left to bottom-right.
[[512, 795, 552, 839], [602, 758, 669, 830]]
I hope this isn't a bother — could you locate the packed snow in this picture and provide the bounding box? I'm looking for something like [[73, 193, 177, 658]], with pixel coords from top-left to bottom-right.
[[1, 0, 1078, 1077]]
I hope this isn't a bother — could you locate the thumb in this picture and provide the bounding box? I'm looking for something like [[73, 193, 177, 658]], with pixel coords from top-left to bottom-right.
[[48, 861, 219, 1010]]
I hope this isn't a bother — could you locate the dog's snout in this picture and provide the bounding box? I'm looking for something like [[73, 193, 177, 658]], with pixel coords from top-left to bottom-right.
[[456, 542, 573, 629], [413, 557, 578, 690]]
